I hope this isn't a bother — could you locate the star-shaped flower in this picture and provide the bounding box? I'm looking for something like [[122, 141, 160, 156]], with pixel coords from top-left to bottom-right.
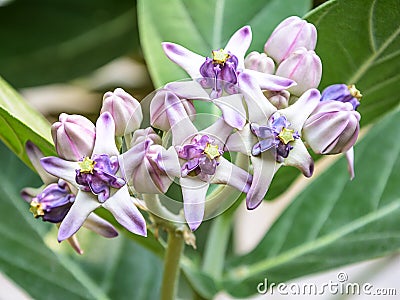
[[226, 73, 320, 209], [41, 113, 147, 241], [162, 26, 295, 98]]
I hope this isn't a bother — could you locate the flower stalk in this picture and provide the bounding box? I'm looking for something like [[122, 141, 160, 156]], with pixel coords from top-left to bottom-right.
[[161, 229, 185, 300]]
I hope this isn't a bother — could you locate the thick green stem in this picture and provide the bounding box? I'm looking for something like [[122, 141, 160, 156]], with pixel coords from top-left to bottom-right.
[[161, 230, 184, 300], [202, 213, 231, 279], [202, 153, 249, 279]]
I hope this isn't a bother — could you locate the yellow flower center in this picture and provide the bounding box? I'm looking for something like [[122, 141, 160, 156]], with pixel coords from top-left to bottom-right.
[[78, 157, 96, 174], [204, 143, 221, 160], [278, 127, 295, 144], [212, 49, 230, 64], [347, 84, 362, 100], [30, 200, 44, 217]]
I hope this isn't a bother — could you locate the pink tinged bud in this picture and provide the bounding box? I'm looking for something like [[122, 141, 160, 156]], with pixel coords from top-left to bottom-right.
[[51, 113, 95, 161], [150, 90, 196, 131], [303, 100, 361, 154], [100, 88, 143, 136], [276, 47, 322, 96], [244, 51, 275, 74], [264, 90, 290, 109], [264, 16, 317, 63], [121, 128, 180, 194]]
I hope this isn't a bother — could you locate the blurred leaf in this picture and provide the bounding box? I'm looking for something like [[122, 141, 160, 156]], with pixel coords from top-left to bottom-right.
[[0, 139, 165, 299], [0, 0, 140, 87], [0, 76, 55, 168], [0, 141, 109, 300], [138, 0, 311, 87], [268, 0, 400, 199], [71, 231, 163, 300], [223, 106, 400, 297], [306, 0, 400, 126]]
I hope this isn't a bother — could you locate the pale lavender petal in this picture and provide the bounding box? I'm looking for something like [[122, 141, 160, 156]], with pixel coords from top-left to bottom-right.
[[345, 147, 355, 180], [212, 94, 246, 130], [162, 42, 204, 79], [26, 141, 56, 184], [246, 152, 278, 209], [165, 81, 210, 100], [202, 118, 233, 147], [244, 69, 296, 91], [165, 91, 198, 145], [284, 139, 314, 177], [40, 157, 79, 185], [154, 145, 181, 178], [150, 90, 196, 131], [225, 124, 256, 155], [20, 187, 39, 203], [238, 72, 276, 124], [102, 185, 147, 237], [280, 88, 320, 132], [93, 112, 119, 156], [58, 191, 100, 241], [211, 157, 252, 193], [84, 213, 119, 238], [180, 177, 209, 231], [224, 25, 252, 69], [118, 141, 147, 183]]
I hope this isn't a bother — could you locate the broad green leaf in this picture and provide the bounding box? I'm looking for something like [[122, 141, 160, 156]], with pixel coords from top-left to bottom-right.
[[0, 0, 140, 87], [138, 0, 311, 87], [0, 77, 55, 168], [222, 106, 400, 297], [306, 0, 400, 126], [0, 141, 109, 300], [0, 140, 165, 299], [70, 231, 163, 300]]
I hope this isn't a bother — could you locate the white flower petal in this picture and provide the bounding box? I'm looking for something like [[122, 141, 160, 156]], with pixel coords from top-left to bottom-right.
[[93, 112, 119, 156], [102, 185, 147, 237], [284, 139, 314, 177], [225, 25, 252, 70], [280, 88, 320, 132], [162, 42, 205, 79], [180, 177, 209, 231], [58, 191, 100, 241]]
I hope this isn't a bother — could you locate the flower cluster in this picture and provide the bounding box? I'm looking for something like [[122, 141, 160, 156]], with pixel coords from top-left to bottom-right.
[[22, 16, 362, 249]]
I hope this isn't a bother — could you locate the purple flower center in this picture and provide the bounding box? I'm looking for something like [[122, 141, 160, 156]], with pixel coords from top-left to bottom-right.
[[75, 154, 126, 203], [30, 179, 75, 223], [199, 49, 239, 98], [179, 135, 223, 177], [251, 113, 300, 162], [321, 83, 362, 110]]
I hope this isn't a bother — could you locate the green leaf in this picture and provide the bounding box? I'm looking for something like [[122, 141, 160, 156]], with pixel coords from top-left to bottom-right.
[[70, 231, 163, 300], [138, 0, 311, 87], [0, 140, 165, 299], [222, 106, 400, 297], [0, 141, 109, 300], [0, 0, 140, 87], [0, 76, 55, 168], [306, 0, 400, 126]]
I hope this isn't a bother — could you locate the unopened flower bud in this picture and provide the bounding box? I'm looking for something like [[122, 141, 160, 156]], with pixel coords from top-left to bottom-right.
[[276, 47, 322, 96], [101, 88, 142, 136], [321, 83, 362, 110], [121, 128, 180, 194], [303, 100, 360, 154], [51, 113, 95, 161], [264, 90, 290, 109], [244, 51, 275, 74], [264, 16, 317, 63], [150, 90, 196, 131]]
